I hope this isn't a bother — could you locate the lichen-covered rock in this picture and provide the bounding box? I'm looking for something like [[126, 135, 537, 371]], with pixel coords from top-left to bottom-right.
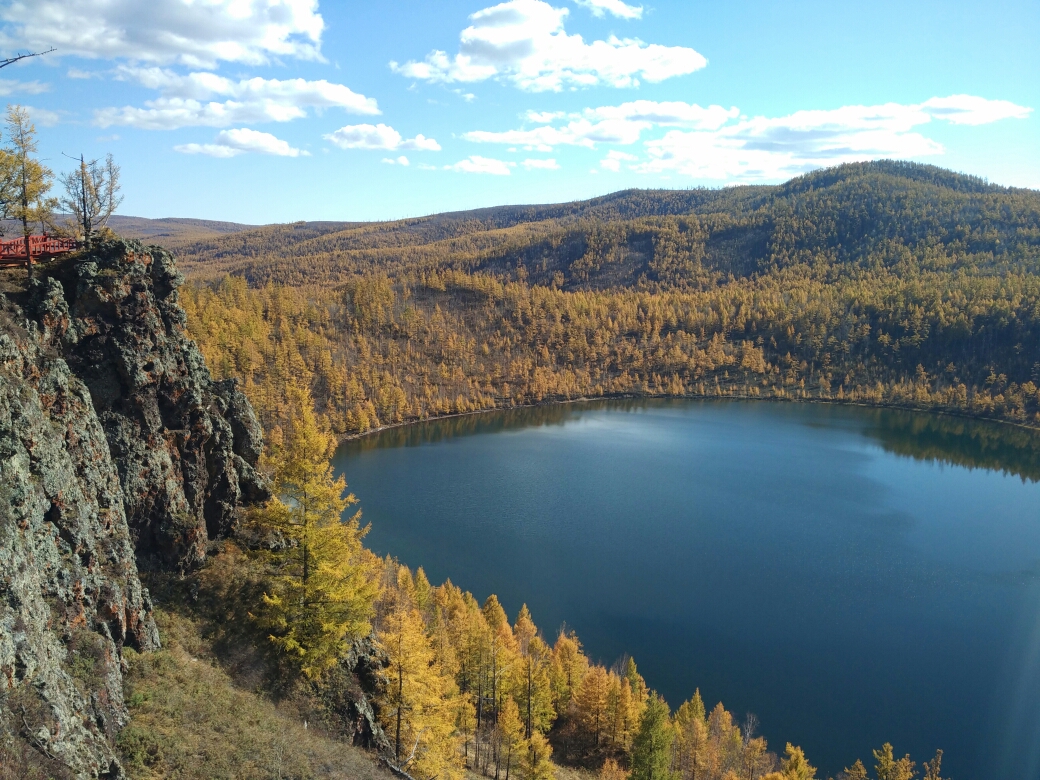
[[37, 240, 270, 571], [0, 295, 159, 779]]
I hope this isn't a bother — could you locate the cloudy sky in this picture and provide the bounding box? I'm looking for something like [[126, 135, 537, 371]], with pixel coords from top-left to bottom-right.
[[3, 0, 1037, 222]]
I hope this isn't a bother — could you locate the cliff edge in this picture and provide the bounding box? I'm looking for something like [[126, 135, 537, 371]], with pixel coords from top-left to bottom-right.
[[0, 239, 270, 778]]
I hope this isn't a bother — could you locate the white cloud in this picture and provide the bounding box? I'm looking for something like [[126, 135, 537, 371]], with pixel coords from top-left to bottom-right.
[[174, 128, 308, 157], [0, 0, 325, 68], [382, 156, 411, 166], [599, 149, 637, 171], [526, 110, 566, 123], [24, 106, 60, 126], [523, 157, 560, 169], [0, 79, 49, 96], [636, 97, 1032, 181], [448, 155, 514, 174], [391, 0, 705, 92], [323, 123, 440, 151], [920, 94, 1033, 125], [585, 100, 738, 129], [95, 68, 378, 129], [67, 68, 96, 79], [175, 142, 241, 158], [574, 0, 643, 19], [466, 94, 1031, 182], [466, 100, 737, 149]]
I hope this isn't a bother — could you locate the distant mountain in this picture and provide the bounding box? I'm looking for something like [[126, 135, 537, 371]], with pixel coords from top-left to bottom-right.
[[167, 160, 1039, 288], [105, 215, 263, 249]]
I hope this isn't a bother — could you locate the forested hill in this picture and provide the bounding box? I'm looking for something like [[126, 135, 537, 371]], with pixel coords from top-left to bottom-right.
[[175, 160, 1040, 287]]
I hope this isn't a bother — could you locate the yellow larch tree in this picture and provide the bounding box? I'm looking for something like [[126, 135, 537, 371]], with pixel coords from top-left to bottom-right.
[[521, 730, 556, 780], [573, 665, 612, 753], [250, 381, 378, 679], [378, 598, 463, 780], [512, 605, 555, 739], [497, 696, 526, 780]]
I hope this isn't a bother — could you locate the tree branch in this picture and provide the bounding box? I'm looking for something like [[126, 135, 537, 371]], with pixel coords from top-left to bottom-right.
[[0, 49, 55, 69]]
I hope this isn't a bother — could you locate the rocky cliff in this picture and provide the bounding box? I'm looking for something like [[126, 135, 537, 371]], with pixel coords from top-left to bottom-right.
[[0, 240, 270, 778], [41, 240, 269, 570]]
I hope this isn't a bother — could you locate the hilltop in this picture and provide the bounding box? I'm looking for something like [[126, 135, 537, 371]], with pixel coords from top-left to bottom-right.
[[167, 160, 1039, 287]]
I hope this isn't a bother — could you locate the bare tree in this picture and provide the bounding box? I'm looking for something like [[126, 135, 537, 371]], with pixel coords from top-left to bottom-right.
[[59, 153, 122, 244]]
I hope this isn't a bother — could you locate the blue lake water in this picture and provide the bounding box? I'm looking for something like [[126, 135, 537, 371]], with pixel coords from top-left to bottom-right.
[[332, 400, 1040, 779]]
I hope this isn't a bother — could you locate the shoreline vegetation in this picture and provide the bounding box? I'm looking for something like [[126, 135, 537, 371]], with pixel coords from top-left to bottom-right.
[[332, 389, 1040, 440]]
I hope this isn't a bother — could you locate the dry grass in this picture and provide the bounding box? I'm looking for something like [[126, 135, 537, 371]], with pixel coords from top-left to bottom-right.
[[119, 609, 393, 780]]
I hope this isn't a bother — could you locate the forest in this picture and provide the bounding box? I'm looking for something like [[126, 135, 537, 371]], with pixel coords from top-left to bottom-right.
[[175, 161, 1040, 439]]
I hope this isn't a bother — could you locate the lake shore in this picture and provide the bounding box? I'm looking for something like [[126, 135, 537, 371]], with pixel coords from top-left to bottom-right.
[[337, 390, 1040, 443]]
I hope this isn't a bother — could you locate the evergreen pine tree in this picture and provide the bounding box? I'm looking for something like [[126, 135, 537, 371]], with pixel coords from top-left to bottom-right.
[[630, 693, 676, 780]]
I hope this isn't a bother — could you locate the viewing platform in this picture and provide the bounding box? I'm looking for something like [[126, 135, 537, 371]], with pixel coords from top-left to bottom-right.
[[0, 235, 79, 268]]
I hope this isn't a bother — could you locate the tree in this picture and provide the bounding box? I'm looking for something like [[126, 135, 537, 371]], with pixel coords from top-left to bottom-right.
[[512, 605, 555, 739], [630, 694, 676, 780], [550, 631, 589, 714], [838, 760, 869, 780], [673, 691, 708, 780], [3, 105, 56, 279], [573, 665, 612, 752], [520, 731, 555, 780], [498, 697, 525, 780], [59, 152, 122, 244], [779, 744, 817, 780], [874, 744, 916, 780], [378, 600, 462, 780], [250, 383, 378, 678], [922, 750, 945, 780]]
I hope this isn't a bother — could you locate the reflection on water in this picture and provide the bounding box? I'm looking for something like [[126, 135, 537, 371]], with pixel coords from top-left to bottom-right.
[[857, 408, 1040, 482], [346, 400, 1040, 482]]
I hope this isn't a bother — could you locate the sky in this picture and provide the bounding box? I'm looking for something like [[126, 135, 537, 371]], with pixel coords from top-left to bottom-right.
[[1, 0, 1037, 223]]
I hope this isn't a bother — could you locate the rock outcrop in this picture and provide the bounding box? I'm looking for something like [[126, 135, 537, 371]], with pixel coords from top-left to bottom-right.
[[0, 295, 159, 778], [0, 239, 270, 778], [37, 240, 269, 571]]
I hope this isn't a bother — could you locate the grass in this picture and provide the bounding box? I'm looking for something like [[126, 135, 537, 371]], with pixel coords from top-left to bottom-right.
[[118, 609, 393, 780]]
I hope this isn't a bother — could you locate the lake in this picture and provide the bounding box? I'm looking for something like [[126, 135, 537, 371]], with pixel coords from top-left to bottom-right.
[[332, 400, 1040, 779]]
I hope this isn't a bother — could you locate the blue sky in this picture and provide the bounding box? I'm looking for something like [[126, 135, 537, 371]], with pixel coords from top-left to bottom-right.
[[3, 0, 1037, 223]]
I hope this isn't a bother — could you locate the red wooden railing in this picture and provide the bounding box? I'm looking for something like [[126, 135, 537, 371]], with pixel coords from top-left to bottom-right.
[[0, 235, 79, 267]]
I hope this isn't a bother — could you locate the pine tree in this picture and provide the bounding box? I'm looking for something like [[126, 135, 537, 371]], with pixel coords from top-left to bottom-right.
[[58, 152, 122, 244], [573, 665, 612, 752], [513, 606, 555, 739], [550, 632, 589, 714], [250, 382, 378, 678], [922, 750, 945, 780], [630, 694, 676, 780]]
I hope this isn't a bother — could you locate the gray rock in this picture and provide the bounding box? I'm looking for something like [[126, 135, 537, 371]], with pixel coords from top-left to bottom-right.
[[0, 295, 158, 779], [38, 240, 270, 571]]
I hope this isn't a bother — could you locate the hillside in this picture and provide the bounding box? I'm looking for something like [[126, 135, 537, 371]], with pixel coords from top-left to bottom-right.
[[175, 161, 1040, 287], [177, 161, 1040, 439]]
